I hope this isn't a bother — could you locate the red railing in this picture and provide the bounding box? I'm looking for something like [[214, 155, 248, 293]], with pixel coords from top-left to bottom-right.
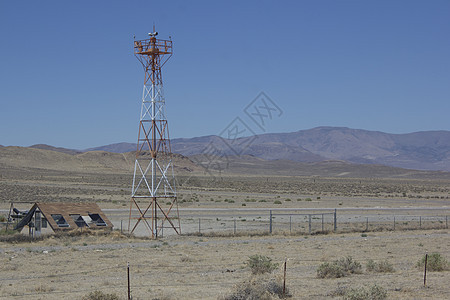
[[134, 38, 172, 55]]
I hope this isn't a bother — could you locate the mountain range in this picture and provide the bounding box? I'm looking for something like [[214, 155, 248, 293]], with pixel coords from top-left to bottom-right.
[[2, 145, 448, 180], [83, 127, 450, 172]]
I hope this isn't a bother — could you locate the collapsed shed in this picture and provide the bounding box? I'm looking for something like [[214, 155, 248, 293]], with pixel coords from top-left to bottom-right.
[[13, 202, 113, 236]]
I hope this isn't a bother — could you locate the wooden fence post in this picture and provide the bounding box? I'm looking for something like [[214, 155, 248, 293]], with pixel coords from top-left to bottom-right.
[[308, 214, 312, 234], [127, 262, 131, 300], [289, 215, 292, 234], [334, 209, 337, 232], [424, 252, 428, 286], [321, 214, 324, 232], [269, 210, 272, 234], [283, 258, 287, 297]]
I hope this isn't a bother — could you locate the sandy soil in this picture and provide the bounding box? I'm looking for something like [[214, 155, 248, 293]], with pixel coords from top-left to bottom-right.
[[0, 229, 449, 299], [1, 162, 450, 299]]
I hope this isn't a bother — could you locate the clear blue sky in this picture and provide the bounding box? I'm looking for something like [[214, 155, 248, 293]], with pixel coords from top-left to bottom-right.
[[1, 0, 449, 149]]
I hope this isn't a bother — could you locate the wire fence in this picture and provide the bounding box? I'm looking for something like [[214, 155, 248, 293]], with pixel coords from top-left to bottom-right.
[[2, 209, 450, 299], [2, 249, 450, 299], [140, 209, 450, 237], [4, 208, 448, 237]]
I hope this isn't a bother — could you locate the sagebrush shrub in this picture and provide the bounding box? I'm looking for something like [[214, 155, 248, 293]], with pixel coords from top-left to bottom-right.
[[338, 256, 362, 274], [317, 256, 361, 278], [376, 260, 395, 273], [417, 253, 449, 271], [343, 284, 387, 300], [246, 255, 279, 275], [366, 259, 376, 272], [81, 290, 119, 300], [366, 259, 395, 273], [221, 275, 290, 300], [317, 262, 345, 278]]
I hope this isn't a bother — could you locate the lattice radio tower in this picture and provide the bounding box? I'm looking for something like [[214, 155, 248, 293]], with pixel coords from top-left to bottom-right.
[[128, 28, 180, 238]]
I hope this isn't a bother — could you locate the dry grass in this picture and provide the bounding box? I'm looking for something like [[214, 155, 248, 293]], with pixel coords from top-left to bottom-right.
[[0, 229, 449, 299], [342, 284, 387, 300], [220, 274, 290, 300], [317, 256, 362, 278], [417, 252, 449, 272], [246, 255, 279, 275], [1, 151, 449, 299], [0, 228, 130, 243], [366, 259, 395, 273], [81, 290, 119, 300]]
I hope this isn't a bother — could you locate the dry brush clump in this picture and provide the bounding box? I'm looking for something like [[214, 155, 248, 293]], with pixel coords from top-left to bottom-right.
[[316, 256, 362, 278], [335, 284, 387, 300], [345, 285, 387, 300], [0, 231, 45, 243], [184, 230, 270, 238], [246, 255, 279, 275], [365, 259, 395, 273], [220, 275, 290, 300], [220, 255, 290, 299], [81, 290, 119, 300], [32, 284, 55, 294], [417, 252, 449, 271], [0, 228, 130, 244], [329, 284, 387, 300]]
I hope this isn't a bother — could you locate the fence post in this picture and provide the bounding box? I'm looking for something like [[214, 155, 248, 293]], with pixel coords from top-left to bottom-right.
[[127, 262, 131, 300], [447, 216, 448, 229], [424, 252, 428, 286], [321, 214, 324, 232], [120, 220, 123, 234], [289, 216, 292, 234], [234, 219, 236, 235], [366, 217, 368, 232], [308, 214, 312, 234], [334, 209, 337, 232], [393, 216, 395, 231], [283, 258, 287, 297], [420, 216, 422, 228], [269, 210, 272, 234], [198, 218, 201, 234]]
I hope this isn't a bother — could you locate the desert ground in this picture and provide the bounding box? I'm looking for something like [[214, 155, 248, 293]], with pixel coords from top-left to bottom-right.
[[1, 148, 450, 299], [1, 229, 449, 299]]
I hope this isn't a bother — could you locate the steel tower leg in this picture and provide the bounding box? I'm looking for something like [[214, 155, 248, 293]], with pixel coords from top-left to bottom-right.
[[128, 30, 180, 238]]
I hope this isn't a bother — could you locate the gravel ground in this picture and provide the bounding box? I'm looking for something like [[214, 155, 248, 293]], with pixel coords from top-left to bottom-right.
[[1, 229, 449, 299]]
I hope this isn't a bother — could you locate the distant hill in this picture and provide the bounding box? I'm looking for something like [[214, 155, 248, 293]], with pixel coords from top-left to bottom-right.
[[84, 127, 450, 171], [196, 155, 450, 179], [0, 146, 201, 175], [1, 146, 449, 179], [84, 142, 137, 153], [236, 127, 450, 171], [30, 144, 81, 155]]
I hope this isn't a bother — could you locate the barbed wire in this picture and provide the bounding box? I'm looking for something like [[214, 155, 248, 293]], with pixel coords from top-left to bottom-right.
[[1, 259, 447, 299], [2, 249, 448, 284]]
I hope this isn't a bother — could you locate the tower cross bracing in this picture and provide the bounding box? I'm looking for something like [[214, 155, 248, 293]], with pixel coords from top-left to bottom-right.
[[128, 30, 180, 238]]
